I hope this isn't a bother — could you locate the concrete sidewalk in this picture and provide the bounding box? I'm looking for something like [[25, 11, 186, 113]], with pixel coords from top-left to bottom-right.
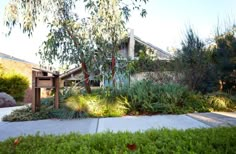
[[0, 107, 235, 141], [187, 112, 236, 127], [0, 115, 208, 141]]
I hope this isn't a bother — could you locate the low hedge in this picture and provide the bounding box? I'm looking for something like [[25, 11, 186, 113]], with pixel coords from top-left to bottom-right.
[[0, 127, 236, 153]]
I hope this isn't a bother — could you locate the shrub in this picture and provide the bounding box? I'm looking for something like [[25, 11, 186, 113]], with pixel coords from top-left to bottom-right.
[[120, 80, 158, 112], [153, 83, 188, 113], [183, 93, 210, 113], [206, 92, 236, 111], [0, 73, 29, 101], [0, 127, 236, 153], [120, 80, 193, 114], [119, 80, 228, 114]]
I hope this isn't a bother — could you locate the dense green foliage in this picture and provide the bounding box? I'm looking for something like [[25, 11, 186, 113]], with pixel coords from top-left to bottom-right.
[[133, 26, 235, 95], [5, 0, 148, 93], [0, 73, 29, 101], [72, 81, 235, 115], [212, 28, 236, 94], [120, 80, 210, 114], [174, 29, 217, 93], [2, 80, 236, 121], [173, 26, 236, 94], [1, 127, 236, 153], [128, 41, 156, 73], [62, 81, 215, 116]]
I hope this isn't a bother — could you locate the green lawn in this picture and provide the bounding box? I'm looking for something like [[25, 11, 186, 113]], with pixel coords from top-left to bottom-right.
[[1, 127, 236, 153]]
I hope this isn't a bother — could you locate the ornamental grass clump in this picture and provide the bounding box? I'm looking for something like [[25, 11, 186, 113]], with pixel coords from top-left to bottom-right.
[[65, 94, 129, 117]]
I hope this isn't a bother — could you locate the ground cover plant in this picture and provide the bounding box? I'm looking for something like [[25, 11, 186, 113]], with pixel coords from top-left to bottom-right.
[[2, 106, 51, 121], [0, 127, 236, 153]]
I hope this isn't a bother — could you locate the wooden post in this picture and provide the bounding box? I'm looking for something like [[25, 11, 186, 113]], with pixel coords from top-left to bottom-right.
[[32, 71, 36, 113], [35, 88, 41, 111], [54, 75, 59, 109], [32, 68, 60, 112]]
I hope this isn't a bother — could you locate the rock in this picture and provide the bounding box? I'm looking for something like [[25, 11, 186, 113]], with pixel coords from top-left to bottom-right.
[[0, 92, 16, 108]]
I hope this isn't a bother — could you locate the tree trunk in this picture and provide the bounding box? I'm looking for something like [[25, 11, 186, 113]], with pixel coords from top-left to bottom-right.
[[82, 62, 91, 93], [112, 54, 116, 87]]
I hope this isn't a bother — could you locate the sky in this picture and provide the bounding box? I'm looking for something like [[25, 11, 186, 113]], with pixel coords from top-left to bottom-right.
[[0, 0, 236, 64]]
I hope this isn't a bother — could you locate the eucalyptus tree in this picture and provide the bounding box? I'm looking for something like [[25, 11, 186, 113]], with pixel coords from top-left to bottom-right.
[[40, 17, 97, 93], [87, 0, 127, 87], [4, 0, 148, 93]]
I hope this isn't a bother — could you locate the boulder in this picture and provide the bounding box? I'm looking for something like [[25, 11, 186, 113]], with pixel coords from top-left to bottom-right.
[[0, 92, 16, 108]]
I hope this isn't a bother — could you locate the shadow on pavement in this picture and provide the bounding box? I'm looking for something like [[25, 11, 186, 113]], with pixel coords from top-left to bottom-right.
[[187, 112, 236, 127]]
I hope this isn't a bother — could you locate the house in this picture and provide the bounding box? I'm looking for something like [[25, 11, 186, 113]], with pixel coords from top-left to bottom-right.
[[60, 29, 172, 87], [0, 52, 46, 103], [119, 29, 172, 60], [60, 67, 100, 88]]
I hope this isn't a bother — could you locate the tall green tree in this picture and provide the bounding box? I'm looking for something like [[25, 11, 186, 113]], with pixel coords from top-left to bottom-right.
[[4, 0, 148, 93], [176, 28, 215, 92], [212, 26, 236, 93], [86, 0, 127, 87]]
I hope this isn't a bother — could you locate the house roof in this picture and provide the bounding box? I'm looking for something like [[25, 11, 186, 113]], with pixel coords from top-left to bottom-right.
[[32, 67, 59, 76], [133, 35, 173, 60], [60, 34, 173, 78], [60, 67, 82, 80], [0, 52, 36, 65]]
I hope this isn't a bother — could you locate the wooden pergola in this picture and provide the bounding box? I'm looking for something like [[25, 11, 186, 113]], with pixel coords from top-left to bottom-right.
[[32, 68, 59, 113]]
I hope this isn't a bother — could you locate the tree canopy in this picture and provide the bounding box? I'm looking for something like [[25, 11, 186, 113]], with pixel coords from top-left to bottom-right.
[[4, 0, 148, 36], [212, 27, 236, 93], [174, 28, 216, 92], [4, 0, 149, 93]]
